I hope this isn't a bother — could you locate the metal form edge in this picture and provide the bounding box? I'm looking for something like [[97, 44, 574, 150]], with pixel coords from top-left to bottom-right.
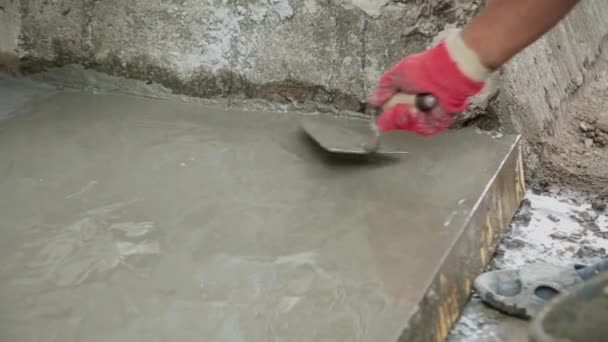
[[398, 135, 526, 342]]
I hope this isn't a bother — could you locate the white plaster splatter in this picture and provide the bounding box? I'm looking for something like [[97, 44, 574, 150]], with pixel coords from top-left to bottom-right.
[[268, 0, 294, 20], [197, 7, 242, 73], [303, 0, 318, 14], [65, 180, 98, 199], [175, 0, 294, 76], [278, 296, 302, 312], [495, 190, 608, 269], [349, 0, 390, 17], [275, 251, 317, 266], [450, 190, 608, 341], [443, 198, 469, 227]]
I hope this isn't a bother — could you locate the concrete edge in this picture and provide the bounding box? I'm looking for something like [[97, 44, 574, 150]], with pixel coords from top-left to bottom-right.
[[399, 135, 526, 342]]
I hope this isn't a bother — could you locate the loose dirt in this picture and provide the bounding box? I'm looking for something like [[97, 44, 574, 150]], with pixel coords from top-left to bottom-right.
[[536, 69, 608, 196]]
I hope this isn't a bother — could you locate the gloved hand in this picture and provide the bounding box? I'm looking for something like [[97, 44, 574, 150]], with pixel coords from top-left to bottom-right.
[[368, 30, 492, 136]]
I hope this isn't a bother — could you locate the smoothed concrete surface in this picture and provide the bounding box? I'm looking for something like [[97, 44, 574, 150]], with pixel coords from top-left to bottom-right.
[[0, 76, 56, 122], [0, 81, 522, 341]]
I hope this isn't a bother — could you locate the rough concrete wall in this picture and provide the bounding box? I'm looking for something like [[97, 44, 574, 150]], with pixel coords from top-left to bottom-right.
[[0, 0, 20, 73], [494, 0, 608, 172], [14, 0, 608, 170], [17, 0, 482, 109]]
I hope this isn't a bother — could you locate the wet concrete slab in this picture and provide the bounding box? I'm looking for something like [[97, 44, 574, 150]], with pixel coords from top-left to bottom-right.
[[0, 82, 524, 341], [0, 76, 56, 122]]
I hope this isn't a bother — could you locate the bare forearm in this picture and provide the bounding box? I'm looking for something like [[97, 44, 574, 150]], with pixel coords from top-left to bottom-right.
[[462, 0, 581, 69]]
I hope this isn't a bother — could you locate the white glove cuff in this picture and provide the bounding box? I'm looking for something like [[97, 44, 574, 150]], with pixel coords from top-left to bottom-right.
[[444, 31, 492, 82]]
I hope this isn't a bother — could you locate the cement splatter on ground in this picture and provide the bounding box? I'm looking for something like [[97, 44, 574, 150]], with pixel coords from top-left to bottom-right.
[[449, 189, 608, 341], [495, 190, 608, 268]]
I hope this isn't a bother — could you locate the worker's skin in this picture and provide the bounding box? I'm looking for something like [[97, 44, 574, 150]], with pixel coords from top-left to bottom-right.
[[463, 0, 582, 70]]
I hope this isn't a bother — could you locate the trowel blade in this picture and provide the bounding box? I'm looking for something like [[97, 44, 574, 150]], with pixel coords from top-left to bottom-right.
[[300, 114, 409, 155]]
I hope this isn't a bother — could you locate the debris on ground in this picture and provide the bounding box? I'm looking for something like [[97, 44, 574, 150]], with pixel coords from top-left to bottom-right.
[[597, 116, 608, 134], [539, 70, 608, 194], [473, 260, 608, 319], [579, 120, 608, 148], [579, 210, 599, 222], [592, 200, 607, 211], [449, 189, 608, 341]]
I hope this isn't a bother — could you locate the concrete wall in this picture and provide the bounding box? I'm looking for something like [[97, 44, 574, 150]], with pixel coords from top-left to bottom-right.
[[494, 0, 608, 171], [498, 2, 608, 133], [17, 0, 482, 108], [0, 0, 20, 73], [12, 0, 608, 171]]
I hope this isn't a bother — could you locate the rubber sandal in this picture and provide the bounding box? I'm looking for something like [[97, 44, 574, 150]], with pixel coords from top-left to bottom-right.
[[473, 259, 608, 319]]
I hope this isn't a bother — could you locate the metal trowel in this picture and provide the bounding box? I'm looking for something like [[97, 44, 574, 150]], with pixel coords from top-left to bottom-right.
[[301, 93, 437, 155]]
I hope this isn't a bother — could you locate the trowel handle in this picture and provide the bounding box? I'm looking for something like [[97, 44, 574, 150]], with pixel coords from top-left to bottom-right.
[[382, 93, 438, 113], [415, 94, 438, 112]]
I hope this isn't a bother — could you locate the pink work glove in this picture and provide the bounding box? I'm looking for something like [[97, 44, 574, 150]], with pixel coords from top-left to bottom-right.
[[368, 30, 492, 136]]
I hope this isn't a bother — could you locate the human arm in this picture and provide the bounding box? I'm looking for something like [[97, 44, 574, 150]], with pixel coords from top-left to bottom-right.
[[369, 0, 582, 135], [463, 0, 582, 69]]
